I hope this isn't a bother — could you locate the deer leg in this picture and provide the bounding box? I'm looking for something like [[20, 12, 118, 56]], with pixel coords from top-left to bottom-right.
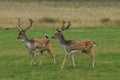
[[30, 51, 36, 66], [70, 54, 75, 67], [32, 59, 36, 65], [47, 49, 56, 64], [61, 52, 69, 69], [32, 53, 36, 65], [91, 53, 95, 68], [88, 50, 95, 68], [39, 51, 44, 65]]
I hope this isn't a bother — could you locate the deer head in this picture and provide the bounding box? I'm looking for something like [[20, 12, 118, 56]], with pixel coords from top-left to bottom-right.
[[52, 20, 71, 39], [17, 18, 33, 39]]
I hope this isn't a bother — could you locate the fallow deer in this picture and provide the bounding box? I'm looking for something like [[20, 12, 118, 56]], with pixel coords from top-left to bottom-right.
[[17, 18, 56, 66], [52, 21, 98, 69]]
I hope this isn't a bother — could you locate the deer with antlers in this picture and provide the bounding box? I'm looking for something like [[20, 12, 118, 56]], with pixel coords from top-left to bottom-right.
[[17, 18, 56, 66], [52, 21, 98, 69]]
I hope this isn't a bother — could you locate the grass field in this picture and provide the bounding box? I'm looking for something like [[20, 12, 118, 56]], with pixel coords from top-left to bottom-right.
[[0, 0, 120, 80], [0, 26, 120, 80]]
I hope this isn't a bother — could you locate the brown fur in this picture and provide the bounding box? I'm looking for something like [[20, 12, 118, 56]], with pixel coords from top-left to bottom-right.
[[30, 38, 50, 49]]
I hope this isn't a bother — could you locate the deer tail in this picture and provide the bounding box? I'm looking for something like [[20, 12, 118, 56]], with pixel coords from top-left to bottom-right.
[[93, 41, 98, 47], [45, 33, 49, 39]]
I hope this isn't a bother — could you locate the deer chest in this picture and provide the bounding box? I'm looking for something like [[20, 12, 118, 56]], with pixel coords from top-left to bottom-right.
[[24, 42, 32, 49], [62, 44, 71, 51]]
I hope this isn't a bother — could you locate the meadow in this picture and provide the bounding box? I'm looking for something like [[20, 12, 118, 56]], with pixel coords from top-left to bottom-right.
[[0, 26, 120, 80], [0, 0, 120, 80]]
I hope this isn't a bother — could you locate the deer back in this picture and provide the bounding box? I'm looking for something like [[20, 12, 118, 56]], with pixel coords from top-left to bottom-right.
[[67, 40, 94, 51], [30, 38, 50, 49]]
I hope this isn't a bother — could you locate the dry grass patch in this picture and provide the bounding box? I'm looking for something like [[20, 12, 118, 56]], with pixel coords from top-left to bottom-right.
[[0, 1, 120, 28]]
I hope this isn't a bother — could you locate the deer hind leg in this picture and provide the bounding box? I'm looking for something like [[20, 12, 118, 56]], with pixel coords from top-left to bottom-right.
[[88, 49, 95, 68], [47, 49, 56, 64], [61, 52, 69, 69], [30, 51, 36, 66]]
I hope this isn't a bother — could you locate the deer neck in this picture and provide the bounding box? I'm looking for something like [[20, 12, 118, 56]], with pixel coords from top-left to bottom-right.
[[21, 34, 29, 42], [21, 34, 32, 49], [57, 34, 67, 45]]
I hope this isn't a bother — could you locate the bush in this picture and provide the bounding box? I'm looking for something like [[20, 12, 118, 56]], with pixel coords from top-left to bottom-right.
[[38, 17, 59, 23], [101, 18, 111, 25]]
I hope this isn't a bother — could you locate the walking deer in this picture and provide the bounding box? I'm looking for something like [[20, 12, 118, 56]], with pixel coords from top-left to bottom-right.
[[17, 18, 56, 66], [52, 21, 98, 69]]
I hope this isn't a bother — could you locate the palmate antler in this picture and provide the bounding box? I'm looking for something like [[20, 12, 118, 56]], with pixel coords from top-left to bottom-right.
[[61, 21, 71, 31], [24, 19, 33, 31], [56, 20, 71, 32], [17, 18, 33, 32]]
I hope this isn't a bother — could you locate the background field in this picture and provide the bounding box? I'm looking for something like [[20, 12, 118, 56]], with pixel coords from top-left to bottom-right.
[[0, 0, 120, 28], [0, 0, 120, 80]]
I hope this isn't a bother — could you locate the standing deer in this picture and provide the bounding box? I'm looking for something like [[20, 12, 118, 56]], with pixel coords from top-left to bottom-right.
[[52, 21, 98, 69], [17, 18, 56, 66]]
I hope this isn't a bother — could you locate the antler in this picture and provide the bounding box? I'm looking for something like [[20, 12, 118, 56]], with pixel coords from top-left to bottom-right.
[[59, 21, 71, 31], [62, 21, 71, 31], [66, 21, 71, 29], [24, 19, 33, 31], [60, 20, 66, 30], [17, 18, 23, 31]]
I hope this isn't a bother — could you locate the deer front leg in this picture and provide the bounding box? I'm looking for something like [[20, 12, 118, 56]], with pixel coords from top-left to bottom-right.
[[61, 52, 69, 69], [30, 51, 36, 66]]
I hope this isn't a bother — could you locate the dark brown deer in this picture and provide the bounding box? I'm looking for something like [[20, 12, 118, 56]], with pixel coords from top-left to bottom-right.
[[52, 21, 98, 69], [17, 18, 56, 66]]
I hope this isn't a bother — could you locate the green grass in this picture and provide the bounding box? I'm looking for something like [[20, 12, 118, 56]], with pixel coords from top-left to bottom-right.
[[0, 26, 120, 80]]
